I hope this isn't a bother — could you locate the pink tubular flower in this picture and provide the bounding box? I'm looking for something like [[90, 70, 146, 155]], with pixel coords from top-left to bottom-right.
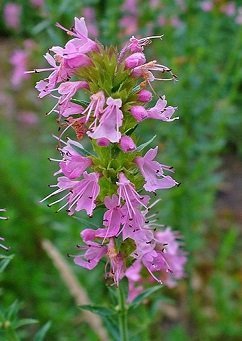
[[103, 195, 123, 237], [135, 147, 178, 192], [155, 228, 186, 286], [68, 172, 100, 216], [119, 135, 136, 152], [54, 17, 98, 57], [130, 105, 148, 122], [4, 3, 21, 30], [125, 53, 146, 69], [82, 91, 105, 125], [60, 153, 92, 179], [74, 231, 125, 284], [137, 89, 152, 102], [34, 53, 73, 98], [88, 97, 123, 143], [40, 171, 99, 216], [49, 138, 91, 179], [117, 173, 148, 218], [57, 81, 89, 114], [96, 138, 110, 147], [147, 96, 178, 122], [74, 229, 107, 270]]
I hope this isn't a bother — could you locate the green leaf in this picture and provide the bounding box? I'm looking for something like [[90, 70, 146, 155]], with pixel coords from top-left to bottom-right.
[[7, 301, 20, 320], [0, 254, 14, 273], [71, 98, 90, 107], [15, 319, 38, 329], [33, 321, 52, 341], [79, 305, 116, 317], [136, 135, 157, 152], [31, 20, 50, 35], [103, 315, 120, 341], [129, 285, 162, 309]]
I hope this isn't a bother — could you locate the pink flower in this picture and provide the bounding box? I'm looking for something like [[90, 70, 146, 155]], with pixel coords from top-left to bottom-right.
[[55, 17, 98, 57], [132, 61, 172, 82], [125, 53, 146, 69], [34, 53, 73, 98], [96, 138, 110, 147], [60, 152, 92, 179], [119, 135, 136, 152], [137, 89, 152, 103], [4, 3, 21, 30], [68, 172, 100, 216], [102, 195, 123, 237], [135, 147, 178, 192], [74, 229, 107, 270], [121, 200, 149, 240], [221, 3, 236, 16], [117, 173, 148, 218], [147, 96, 178, 122], [154, 228, 187, 286], [82, 91, 105, 125], [130, 105, 148, 122], [74, 231, 125, 284], [10, 49, 29, 88], [41, 170, 99, 216], [57, 81, 89, 114], [200, 1, 213, 12], [88, 97, 123, 143], [59, 102, 84, 117]]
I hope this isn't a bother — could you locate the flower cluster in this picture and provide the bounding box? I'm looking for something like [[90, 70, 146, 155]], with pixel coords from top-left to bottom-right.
[[0, 209, 9, 251], [33, 17, 186, 298]]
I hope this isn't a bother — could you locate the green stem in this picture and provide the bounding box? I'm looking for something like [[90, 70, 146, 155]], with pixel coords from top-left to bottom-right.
[[117, 285, 128, 341]]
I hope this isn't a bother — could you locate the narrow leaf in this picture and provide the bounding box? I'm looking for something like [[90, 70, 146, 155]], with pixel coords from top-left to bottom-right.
[[137, 135, 157, 152], [103, 315, 120, 341], [129, 285, 162, 309], [33, 321, 52, 341], [79, 305, 116, 317], [15, 319, 38, 329]]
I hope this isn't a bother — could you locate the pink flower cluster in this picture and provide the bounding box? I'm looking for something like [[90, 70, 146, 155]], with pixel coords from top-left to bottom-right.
[[34, 17, 186, 299]]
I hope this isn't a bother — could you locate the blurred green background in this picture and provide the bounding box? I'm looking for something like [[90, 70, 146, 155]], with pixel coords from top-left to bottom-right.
[[0, 0, 242, 340]]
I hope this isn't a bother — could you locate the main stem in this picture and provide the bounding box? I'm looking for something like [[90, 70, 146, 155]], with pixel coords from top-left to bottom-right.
[[117, 285, 128, 341]]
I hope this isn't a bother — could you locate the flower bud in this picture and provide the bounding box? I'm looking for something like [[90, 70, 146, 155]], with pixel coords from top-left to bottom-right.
[[96, 138, 110, 147], [130, 106, 148, 122], [125, 53, 146, 69], [119, 135, 136, 152], [137, 89, 152, 103]]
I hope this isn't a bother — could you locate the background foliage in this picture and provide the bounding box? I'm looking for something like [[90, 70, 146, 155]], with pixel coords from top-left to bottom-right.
[[0, 0, 242, 340]]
